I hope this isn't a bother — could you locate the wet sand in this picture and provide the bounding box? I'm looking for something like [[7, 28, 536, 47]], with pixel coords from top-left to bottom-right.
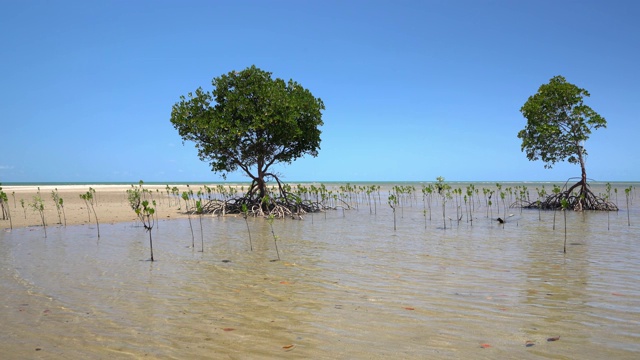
[[1, 184, 198, 229]]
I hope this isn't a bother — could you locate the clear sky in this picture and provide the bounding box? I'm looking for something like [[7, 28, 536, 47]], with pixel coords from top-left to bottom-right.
[[1, 0, 638, 183]]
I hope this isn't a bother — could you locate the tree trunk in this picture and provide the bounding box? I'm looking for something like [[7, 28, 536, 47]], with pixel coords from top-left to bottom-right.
[[576, 143, 588, 211]]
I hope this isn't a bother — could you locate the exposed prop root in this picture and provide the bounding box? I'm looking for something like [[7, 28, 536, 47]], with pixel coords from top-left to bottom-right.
[[517, 179, 618, 211], [185, 195, 328, 219]]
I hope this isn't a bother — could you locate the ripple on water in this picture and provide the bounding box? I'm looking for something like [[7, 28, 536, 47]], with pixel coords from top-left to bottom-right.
[[1, 202, 639, 359]]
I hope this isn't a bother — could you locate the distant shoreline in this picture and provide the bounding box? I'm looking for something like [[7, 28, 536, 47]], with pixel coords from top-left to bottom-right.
[[3, 180, 638, 187]]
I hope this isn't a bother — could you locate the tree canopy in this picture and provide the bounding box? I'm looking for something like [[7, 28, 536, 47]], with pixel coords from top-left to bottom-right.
[[518, 75, 606, 175], [518, 75, 615, 211], [170, 65, 324, 200]]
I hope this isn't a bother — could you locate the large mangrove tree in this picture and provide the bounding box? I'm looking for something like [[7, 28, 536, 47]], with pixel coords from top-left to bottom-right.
[[170, 65, 325, 215], [518, 75, 616, 211]]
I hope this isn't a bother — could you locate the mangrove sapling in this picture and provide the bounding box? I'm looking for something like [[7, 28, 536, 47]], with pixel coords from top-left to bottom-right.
[[196, 200, 204, 252], [89, 187, 97, 205], [500, 191, 508, 228], [182, 192, 195, 248], [561, 198, 569, 254], [625, 186, 632, 226], [536, 186, 547, 221], [51, 190, 62, 225], [0, 188, 11, 229], [59, 197, 67, 227], [552, 185, 561, 230], [453, 188, 461, 222], [81, 191, 100, 238], [422, 184, 434, 221], [0, 184, 8, 221], [366, 187, 373, 215], [388, 194, 397, 231], [20, 199, 26, 219], [79, 193, 91, 222], [136, 200, 156, 261], [241, 204, 253, 251], [466, 186, 474, 225], [464, 195, 469, 225], [152, 200, 158, 230], [495, 183, 502, 214], [435, 177, 450, 229], [30, 195, 46, 238], [267, 214, 281, 261], [606, 183, 612, 230]]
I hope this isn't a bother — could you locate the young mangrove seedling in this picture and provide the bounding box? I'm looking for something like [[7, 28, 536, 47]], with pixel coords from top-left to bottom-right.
[[605, 183, 612, 231], [241, 203, 253, 251], [182, 191, 195, 248], [79, 193, 92, 222], [51, 189, 63, 225], [0, 187, 12, 229], [435, 177, 450, 229], [536, 186, 547, 221], [561, 198, 569, 253], [552, 185, 561, 230], [59, 197, 67, 227], [388, 193, 397, 231], [196, 200, 204, 252], [500, 191, 506, 229], [136, 200, 156, 261], [625, 186, 632, 226], [20, 198, 26, 219], [152, 199, 158, 230], [267, 214, 281, 261], [81, 191, 100, 238], [30, 195, 46, 238]]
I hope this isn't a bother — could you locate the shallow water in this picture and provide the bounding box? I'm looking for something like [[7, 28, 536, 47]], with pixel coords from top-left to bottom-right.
[[1, 186, 639, 359]]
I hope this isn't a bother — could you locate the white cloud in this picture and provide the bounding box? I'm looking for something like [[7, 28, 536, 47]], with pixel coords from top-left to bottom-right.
[[0, 165, 14, 170]]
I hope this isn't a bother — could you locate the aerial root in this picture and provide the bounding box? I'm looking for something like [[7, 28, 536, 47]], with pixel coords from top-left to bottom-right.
[[517, 183, 618, 211], [184, 195, 328, 219]]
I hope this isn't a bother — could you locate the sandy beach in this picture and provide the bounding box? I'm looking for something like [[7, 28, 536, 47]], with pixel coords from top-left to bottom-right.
[[0, 184, 198, 230]]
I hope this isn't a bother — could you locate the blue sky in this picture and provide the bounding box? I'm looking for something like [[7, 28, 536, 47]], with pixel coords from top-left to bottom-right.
[[1, 0, 638, 183]]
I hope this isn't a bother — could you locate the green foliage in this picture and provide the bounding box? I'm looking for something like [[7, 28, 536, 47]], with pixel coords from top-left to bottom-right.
[[388, 193, 398, 230], [81, 190, 100, 238], [128, 182, 156, 260], [29, 194, 46, 237], [20, 198, 26, 219], [0, 184, 9, 221], [51, 189, 62, 225], [170, 65, 325, 198], [519, 75, 606, 170]]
